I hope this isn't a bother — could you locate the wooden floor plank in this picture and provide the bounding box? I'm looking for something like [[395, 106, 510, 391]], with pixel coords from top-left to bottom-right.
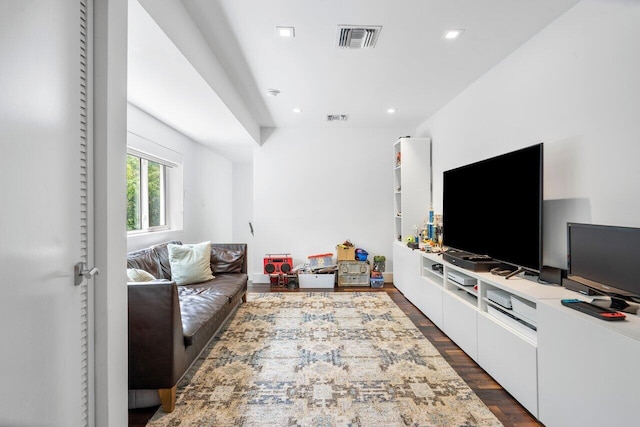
[[129, 283, 542, 426]]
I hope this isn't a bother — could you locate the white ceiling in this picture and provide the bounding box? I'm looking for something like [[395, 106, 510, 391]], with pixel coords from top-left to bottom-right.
[[129, 0, 580, 163]]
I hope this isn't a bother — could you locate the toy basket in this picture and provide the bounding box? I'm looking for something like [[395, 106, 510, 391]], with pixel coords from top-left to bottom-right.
[[308, 253, 334, 270]]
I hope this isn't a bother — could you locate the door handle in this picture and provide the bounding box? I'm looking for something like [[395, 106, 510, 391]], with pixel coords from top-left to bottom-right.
[[74, 261, 99, 286]]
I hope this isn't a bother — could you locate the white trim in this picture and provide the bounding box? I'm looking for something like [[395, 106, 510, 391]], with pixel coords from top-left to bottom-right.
[[127, 131, 182, 166]]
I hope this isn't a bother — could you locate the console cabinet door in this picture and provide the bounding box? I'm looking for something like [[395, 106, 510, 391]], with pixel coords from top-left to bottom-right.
[[413, 278, 443, 329], [477, 314, 538, 417], [392, 242, 406, 293], [402, 248, 423, 302], [442, 292, 478, 361], [538, 303, 640, 427]]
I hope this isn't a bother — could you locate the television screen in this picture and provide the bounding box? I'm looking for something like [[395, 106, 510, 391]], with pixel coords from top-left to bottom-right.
[[567, 222, 640, 299], [443, 143, 543, 271]]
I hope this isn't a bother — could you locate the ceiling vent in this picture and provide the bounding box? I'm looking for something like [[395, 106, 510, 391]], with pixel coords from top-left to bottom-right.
[[336, 25, 382, 49], [327, 114, 349, 122]]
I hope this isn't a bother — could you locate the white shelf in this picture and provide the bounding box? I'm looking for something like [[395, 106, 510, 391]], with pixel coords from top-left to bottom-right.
[[484, 299, 537, 343], [452, 286, 479, 305], [484, 298, 536, 326], [392, 137, 431, 243], [422, 266, 443, 283], [420, 252, 444, 286]]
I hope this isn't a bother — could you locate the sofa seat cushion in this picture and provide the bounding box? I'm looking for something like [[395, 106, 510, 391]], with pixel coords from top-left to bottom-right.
[[178, 286, 231, 347], [188, 274, 248, 300]]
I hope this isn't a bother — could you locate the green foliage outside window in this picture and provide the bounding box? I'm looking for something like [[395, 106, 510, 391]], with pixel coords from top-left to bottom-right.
[[147, 161, 162, 227], [127, 153, 166, 231], [127, 154, 141, 231]]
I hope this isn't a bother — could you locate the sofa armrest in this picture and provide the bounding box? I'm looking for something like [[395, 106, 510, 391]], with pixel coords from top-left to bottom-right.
[[128, 281, 186, 390]]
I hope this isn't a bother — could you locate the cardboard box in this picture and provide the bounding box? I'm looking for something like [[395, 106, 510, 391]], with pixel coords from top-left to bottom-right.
[[298, 273, 335, 288], [336, 246, 355, 261]]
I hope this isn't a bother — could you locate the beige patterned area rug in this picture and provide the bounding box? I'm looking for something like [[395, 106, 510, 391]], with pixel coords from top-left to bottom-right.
[[148, 292, 502, 426]]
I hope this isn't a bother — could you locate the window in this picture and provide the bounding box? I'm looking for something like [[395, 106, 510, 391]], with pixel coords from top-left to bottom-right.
[[126, 132, 184, 236], [127, 152, 170, 232]]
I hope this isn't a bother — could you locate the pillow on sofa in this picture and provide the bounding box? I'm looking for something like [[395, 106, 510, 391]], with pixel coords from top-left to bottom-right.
[[168, 241, 215, 285], [127, 268, 156, 282]]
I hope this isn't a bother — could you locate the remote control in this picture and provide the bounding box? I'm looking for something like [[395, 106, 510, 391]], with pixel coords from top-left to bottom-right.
[[561, 299, 626, 321]]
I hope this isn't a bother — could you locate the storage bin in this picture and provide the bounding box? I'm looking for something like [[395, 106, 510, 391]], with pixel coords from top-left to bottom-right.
[[370, 277, 384, 288], [336, 246, 355, 261], [338, 273, 370, 286], [308, 253, 334, 270], [338, 260, 370, 274], [337, 261, 370, 287], [298, 273, 335, 288]]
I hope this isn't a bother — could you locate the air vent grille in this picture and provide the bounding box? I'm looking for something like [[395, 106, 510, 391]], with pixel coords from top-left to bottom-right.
[[336, 25, 382, 49], [327, 114, 349, 122]]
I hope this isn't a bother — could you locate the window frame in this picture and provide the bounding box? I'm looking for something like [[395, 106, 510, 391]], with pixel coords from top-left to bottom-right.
[[127, 150, 171, 234], [125, 131, 183, 237]]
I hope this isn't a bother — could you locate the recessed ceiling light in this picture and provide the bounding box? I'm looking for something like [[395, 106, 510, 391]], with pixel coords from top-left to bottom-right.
[[266, 88, 280, 97], [276, 26, 295, 38], [293, 108, 302, 113], [387, 108, 396, 114], [444, 29, 464, 40]]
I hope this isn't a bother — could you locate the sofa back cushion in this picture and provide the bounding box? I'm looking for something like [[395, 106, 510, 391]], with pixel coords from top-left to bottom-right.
[[150, 240, 182, 280], [127, 247, 160, 278], [210, 244, 247, 274]]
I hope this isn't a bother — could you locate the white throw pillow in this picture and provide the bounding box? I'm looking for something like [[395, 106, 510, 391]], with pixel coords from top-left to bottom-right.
[[127, 268, 156, 282], [168, 241, 214, 285]]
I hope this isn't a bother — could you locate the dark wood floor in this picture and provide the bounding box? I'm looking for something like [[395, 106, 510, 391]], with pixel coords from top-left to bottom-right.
[[130, 283, 542, 427]]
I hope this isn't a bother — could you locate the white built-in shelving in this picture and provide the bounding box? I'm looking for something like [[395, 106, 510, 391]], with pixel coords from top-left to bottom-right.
[[392, 137, 431, 243], [391, 131, 640, 424], [395, 249, 580, 418], [394, 247, 640, 423]]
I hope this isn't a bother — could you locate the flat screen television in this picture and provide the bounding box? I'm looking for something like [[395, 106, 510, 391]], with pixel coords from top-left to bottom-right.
[[567, 222, 640, 301], [442, 143, 543, 273]]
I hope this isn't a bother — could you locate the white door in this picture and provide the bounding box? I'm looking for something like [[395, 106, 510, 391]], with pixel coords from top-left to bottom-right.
[[0, 1, 94, 426]]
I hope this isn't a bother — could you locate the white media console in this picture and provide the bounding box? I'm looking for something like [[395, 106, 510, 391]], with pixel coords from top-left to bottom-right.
[[393, 241, 640, 427]]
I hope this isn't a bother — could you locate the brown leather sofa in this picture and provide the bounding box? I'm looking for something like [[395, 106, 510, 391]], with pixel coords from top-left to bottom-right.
[[127, 241, 248, 413]]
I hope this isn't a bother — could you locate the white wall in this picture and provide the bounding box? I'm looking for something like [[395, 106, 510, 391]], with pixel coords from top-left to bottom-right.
[[233, 162, 254, 276], [94, 0, 129, 424], [417, 0, 640, 269], [127, 104, 234, 251], [252, 127, 407, 281]]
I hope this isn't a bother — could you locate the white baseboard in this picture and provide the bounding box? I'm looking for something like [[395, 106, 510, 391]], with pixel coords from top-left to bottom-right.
[[253, 273, 270, 284]]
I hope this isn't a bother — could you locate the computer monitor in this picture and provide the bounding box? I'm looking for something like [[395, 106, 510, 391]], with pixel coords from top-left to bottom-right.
[[567, 222, 640, 300]]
